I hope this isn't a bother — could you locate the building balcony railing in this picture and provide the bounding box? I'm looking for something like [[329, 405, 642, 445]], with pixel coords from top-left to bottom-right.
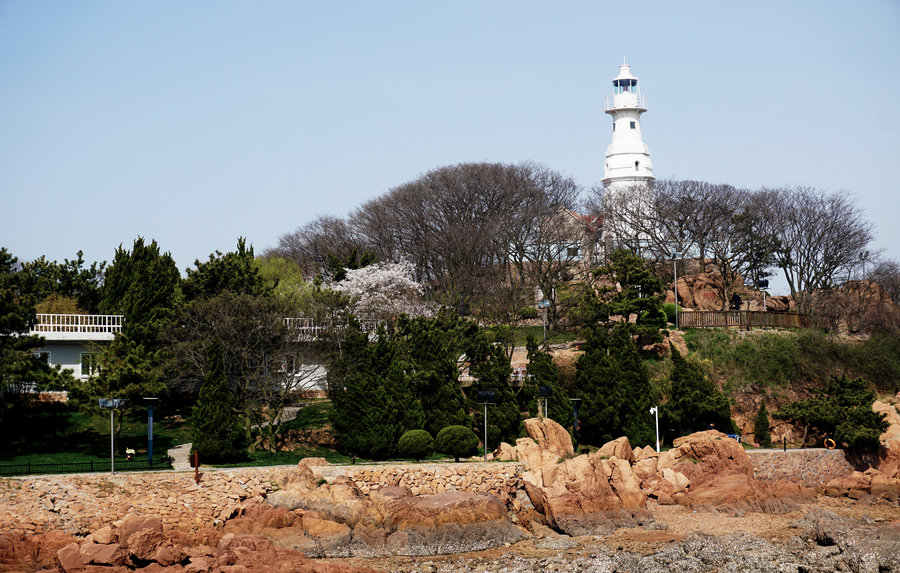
[[30, 314, 124, 339], [604, 93, 647, 111]]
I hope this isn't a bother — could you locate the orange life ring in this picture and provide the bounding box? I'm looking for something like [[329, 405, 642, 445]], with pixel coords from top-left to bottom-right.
[[824, 438, 836, 450]]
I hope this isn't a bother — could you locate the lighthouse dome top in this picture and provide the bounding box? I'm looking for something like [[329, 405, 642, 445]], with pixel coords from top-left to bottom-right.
[[613, 64, 638, 84]]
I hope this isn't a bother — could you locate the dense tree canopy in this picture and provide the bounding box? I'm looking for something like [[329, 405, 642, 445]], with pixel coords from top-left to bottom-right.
[[182, 237, 270, 300], [271, 161, 583, 323], [100, 237, 180, 346], [774, 375, 887, 451], [191, 341, 248, 463], [575, 323, 655, 448], [18, 251, 105, 314], [663, 345, 734, 441], [328, 323, 425, 459], [0, 248, 73, 422]]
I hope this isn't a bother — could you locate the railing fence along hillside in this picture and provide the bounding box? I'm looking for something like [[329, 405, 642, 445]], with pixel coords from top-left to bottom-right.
[[677, 310, 813, 330], [0, 457, 172, 476], [31, 314, 124, 334], [283, 318, 380, 339]]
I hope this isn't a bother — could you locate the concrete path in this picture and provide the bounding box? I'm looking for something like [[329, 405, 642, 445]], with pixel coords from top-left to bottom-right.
[[167, 442, 193, 471]]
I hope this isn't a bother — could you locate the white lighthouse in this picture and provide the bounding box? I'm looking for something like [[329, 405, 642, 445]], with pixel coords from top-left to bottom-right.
[[602, 62, 654, 190], [601, 62, 655, 248]]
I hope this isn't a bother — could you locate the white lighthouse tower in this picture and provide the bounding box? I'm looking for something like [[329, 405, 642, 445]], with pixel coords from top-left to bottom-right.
[[602, 62, 654, 191], [601, 62, 655, 248]]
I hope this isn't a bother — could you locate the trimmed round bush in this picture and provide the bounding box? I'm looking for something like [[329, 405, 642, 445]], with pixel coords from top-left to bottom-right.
[[435, 425, 479, 462], [663, 303, 680, 325], [397, 429, 434, 461]]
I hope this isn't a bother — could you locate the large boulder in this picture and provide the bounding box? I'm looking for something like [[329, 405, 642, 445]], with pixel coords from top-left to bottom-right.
[[523, 417, 574, 458], [269, 475, 369, 527], [377, 490, 526, 555], [524, 450, 646, 536], [875, 395, 900, 478], [597, 436, 634, 463], [268, 466, 527, 557], [667, 430, 754, 487]]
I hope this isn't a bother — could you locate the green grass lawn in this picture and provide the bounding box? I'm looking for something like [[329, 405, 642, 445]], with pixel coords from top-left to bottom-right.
[[0, 401, 192, 467]]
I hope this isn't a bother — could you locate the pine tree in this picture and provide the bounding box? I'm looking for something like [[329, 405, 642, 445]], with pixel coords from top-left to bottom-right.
[[0, 248, 72, 423], [100, 237, 180, 346], [191, 342, 248, 463], [665, 344, 734, 441], [774, 375, 887, 451], [575, 323, 655, 447], [754, 401, 772, 448], [394, 313, 469, 437], [329, 324, 425, 458], [465, 325, 522, 447], [596, 249, 667, 341], [182, 237, 271, 301]]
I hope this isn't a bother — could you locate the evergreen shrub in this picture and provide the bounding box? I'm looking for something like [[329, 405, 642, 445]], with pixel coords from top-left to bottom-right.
[[397, 429, 434, 461], [191, 342, 248, 464], [753, 401, 772, 448], [435, 425, 479, 462], [663, 303, 680, 325]]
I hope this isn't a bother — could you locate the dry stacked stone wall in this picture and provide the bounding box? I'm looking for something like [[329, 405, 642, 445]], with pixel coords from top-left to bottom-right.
[[313, 462, 526, 503], [747, 448, 855, 487]]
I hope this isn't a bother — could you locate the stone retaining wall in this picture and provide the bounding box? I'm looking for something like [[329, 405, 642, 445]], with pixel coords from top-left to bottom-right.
[[747, 448, 855, 486], [311, 462, 526, 502], [0, 463, 527, 537]]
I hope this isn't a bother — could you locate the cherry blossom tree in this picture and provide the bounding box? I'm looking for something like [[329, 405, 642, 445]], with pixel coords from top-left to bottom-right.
[[332, 260, 434, 322]]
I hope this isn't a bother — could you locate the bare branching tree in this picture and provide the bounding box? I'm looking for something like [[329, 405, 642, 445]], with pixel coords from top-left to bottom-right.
[[704, 185, 747, 309], [268, 215, 364, 280], [168, 292, 325, 451], [770, 187, 873, 313]]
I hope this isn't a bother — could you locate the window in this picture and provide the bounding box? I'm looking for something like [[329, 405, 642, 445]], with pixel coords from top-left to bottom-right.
[[612, 123, 616, 131], [567, 247, 580, 259], [635, 161, 640, 171], [33, 351, 50, 364], [81, 353, 99, 377], [630, 121, 636, 129]]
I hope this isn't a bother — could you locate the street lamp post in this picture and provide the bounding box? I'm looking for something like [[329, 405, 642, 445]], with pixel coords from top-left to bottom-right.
[[649, 406, 660, 452], [477, 390, 495, 462], [539, 386, 551, 419], [757, 279, 769, 312], [98, 399, 127, 474], [569, 398, 582, 453], [671, 252, 681, 330], [143, 397, 159, 468], [538, 299, 551, 341]]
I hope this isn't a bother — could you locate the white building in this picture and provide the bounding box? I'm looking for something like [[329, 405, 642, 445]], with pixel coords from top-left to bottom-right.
[[29, 314, 123, 380], [601, 62, 655, 249]]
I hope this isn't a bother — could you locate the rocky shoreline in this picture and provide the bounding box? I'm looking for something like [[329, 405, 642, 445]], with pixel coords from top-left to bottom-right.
[[1, 408, 899, 572]]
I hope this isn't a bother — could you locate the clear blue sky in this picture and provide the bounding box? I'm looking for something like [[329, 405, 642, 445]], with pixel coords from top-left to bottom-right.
[[2, 1, 898, 295]]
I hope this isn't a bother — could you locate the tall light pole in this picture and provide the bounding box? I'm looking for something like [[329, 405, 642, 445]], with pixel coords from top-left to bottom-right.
[[143, 397, 159, 468], [671, 252, 681, 330], [649, 406, 660, 452], [477, 390, 495, 462], [539, 386, 551, 419], [99, 399, 126, 474]]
